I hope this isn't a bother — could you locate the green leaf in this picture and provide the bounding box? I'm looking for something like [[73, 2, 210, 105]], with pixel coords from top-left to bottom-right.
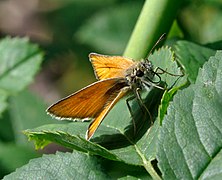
[[0, 37, 43, 94], [0, 37, 44, 115], [3, 150, 150, 179], [175, 41, 216, 83], [24, 122, 120, 162], [158, 87, 179, 125], [3, 151, 110, 180], [24, 127, 152, 179], [150, 46, 187, 124], [157, 50, 222, 179], [149, 46, 186, 89], [199, 149, 222, 180]]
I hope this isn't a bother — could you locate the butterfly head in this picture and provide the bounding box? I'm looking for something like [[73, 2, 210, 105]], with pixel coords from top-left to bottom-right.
[[125, 60, 155, 90], [137, 60, 154, 78]]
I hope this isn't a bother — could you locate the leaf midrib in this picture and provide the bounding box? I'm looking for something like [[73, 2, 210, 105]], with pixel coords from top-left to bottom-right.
[[0, 50, 40, 80]]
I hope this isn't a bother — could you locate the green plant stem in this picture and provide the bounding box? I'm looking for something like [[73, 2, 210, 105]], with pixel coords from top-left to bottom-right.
[[123, 0, 181, 179], [144, 161, 162, 180], [123, 0, 181, 60], [135, 145, 161, 180]]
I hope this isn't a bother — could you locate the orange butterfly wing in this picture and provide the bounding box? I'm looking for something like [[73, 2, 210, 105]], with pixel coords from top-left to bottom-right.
[[47, 78, 127, 120], [89, 53, 136, 80]]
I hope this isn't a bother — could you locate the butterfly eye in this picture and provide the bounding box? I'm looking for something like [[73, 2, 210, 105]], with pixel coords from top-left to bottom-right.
[[136, 69, 144, 77]]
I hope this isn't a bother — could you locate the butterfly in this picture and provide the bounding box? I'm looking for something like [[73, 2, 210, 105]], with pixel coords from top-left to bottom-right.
[[47, 33, 175, 140]]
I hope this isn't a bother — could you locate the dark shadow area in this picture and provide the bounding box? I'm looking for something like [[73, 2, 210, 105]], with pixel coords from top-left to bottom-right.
[[100, 158, 149, 179]]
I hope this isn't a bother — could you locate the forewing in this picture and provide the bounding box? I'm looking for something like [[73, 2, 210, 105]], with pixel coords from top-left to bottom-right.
[[47, 78, 127, 120], [89, 53, 135, 80]]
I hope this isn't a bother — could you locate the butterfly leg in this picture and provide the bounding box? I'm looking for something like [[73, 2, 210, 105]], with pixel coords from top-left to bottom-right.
[[154, 67, 184, 90], [126, 95, 137, 135], [155, 67, 184, 77], [134, 88, 153, 124]]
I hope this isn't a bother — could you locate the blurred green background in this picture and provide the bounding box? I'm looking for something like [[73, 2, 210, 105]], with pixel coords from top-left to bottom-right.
[[0, 0, 222, 178]]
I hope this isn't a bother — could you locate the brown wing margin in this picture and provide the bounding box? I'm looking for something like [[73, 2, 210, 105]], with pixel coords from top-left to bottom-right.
[[86, 86, 129, 140], [47, 78, 128, 120], [89, 53, 135, 80]]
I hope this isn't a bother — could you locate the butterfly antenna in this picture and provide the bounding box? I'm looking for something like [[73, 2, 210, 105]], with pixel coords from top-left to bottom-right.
[[145, 33, 167, 61]]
